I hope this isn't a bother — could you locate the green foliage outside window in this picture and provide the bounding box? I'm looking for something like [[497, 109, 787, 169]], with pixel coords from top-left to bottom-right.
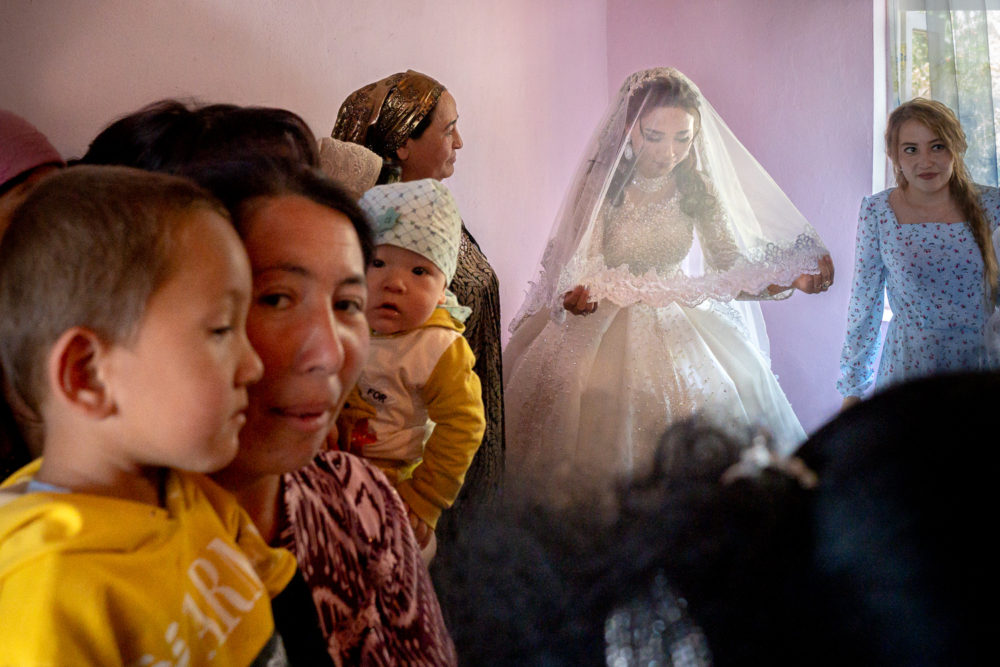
[[893, 7, 1000, 185]]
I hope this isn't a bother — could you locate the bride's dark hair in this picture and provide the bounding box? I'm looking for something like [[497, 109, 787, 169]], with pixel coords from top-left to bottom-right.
[[608, 74, 721, 223]]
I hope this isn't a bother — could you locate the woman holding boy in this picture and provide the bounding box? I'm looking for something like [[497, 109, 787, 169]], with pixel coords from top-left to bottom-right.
[[0, 167, 314, 664], [81, 102, 457, 665]]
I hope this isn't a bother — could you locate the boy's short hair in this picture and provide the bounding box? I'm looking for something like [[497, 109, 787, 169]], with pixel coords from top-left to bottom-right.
[[0, 165, 228, 415]]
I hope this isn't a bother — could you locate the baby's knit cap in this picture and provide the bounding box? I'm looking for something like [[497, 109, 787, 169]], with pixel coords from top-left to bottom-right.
[[0, 110, 62, 187], [359, 178, 462, 282]]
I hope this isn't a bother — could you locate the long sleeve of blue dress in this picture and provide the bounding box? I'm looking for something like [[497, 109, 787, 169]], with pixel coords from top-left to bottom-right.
[[837, 194, 887, 397]]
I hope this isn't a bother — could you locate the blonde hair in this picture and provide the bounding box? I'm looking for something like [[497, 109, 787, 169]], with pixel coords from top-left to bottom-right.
[[886, 98, 998, 301]]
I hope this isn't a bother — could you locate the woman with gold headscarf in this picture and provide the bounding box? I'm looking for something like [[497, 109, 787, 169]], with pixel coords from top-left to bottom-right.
[[334, 71, 505, 549]]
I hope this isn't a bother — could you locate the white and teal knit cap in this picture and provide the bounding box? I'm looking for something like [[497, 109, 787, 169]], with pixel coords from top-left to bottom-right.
[[359, 178, 462, 282]]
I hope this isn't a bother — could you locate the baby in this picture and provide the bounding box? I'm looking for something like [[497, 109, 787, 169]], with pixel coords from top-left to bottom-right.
[[344, 178, 484, 559], [0, 166, 302, 665]]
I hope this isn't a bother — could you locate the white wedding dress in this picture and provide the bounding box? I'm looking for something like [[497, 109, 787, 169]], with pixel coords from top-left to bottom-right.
[[505, 191, 805, 495], [504, 69, 825, 501]]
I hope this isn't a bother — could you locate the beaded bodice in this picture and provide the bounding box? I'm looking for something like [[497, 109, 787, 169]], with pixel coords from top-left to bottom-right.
[[601, 189, 741, 276], [603, 191, 692, 275]]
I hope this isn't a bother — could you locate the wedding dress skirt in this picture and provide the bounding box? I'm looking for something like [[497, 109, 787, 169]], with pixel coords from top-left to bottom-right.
[[504, 298, 805, 498]]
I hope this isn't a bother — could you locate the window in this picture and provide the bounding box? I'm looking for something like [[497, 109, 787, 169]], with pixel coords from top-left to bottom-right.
[[886, 1, 1000, 188]]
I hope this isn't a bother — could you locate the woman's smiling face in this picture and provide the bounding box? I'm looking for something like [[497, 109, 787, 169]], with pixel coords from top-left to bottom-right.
[[227, 194, 370, 479]]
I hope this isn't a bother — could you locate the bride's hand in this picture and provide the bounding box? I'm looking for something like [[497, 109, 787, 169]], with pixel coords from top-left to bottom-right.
[[563, 285, 598, 316], [771, 254, 835, 295]]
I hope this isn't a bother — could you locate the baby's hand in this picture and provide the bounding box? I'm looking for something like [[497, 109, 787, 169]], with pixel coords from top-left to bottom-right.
[[406, 506, 433, 548]]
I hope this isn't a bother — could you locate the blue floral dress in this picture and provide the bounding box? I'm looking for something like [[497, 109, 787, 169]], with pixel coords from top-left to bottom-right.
[[838, 187, 1000, 396]]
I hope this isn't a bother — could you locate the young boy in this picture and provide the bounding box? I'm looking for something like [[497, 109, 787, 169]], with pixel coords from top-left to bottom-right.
[[344, 178, 484, 559], [0, 166, 300, 665]]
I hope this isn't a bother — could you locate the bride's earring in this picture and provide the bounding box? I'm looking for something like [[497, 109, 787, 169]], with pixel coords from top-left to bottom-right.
[[624, 139, 634, 161]]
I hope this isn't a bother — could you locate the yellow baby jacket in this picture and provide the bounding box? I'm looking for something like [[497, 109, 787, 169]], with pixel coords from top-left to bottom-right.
[[345, 307, 485, 529]]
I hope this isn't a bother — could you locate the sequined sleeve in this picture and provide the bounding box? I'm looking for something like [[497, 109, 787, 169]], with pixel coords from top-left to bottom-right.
[[694, 211, 796, 301], [694, 212, 741, 272]]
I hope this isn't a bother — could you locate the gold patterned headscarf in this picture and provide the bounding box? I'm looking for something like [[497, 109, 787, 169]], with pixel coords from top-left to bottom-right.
[[332, 70, 445, 159]]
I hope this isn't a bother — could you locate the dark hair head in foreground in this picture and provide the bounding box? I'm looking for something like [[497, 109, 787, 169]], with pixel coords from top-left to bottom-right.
[[439, 372, 998, 666]]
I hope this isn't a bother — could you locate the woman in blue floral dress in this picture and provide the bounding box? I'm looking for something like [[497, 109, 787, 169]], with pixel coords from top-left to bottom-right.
[[839, 98, 1000, 408]]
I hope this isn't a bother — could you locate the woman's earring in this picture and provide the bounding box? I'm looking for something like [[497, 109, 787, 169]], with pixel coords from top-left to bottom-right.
[[624, 139, 634, 161]]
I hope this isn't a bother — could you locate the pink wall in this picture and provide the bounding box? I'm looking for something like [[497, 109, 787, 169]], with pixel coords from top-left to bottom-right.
[[607, 0, 874, 432], [0, 0, 608, 340]]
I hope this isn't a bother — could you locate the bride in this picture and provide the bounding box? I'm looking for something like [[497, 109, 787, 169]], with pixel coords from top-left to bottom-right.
[[504, 68, 833, 499]]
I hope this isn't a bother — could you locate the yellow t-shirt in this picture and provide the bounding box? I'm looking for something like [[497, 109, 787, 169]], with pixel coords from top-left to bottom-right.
[[0, 461, 296, 666]]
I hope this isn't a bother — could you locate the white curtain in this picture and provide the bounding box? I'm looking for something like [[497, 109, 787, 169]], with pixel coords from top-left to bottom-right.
[[888, 0, 1000, 186]]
